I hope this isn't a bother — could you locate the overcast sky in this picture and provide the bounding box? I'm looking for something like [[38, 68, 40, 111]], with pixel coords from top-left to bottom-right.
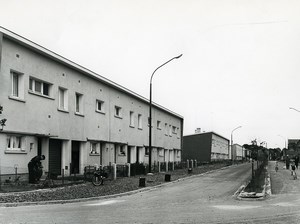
[[1, 0, 300, 148]]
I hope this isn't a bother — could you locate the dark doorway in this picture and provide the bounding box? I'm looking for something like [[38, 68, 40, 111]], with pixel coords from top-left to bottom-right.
[[37, 137, 42, 157], [136, 147, 140, 163], [71, 141, 80, 174], [49, 139, 62, 175], [127, 146, 131, 163]]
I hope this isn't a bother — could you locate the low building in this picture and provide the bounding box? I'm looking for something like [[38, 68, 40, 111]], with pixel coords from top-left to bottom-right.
[[232, 144, 244, 161], [182, 132, 230, 163], [0, 27, 183, 177]]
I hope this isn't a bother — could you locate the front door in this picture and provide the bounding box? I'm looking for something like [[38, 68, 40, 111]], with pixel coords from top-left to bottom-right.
[[71, 141, 80, 174], [49, 139, 62, 175]]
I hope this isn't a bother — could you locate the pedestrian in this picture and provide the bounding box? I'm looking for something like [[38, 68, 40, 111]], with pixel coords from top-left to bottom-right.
[[295, 156, 299, 169], [275, 160, 278, 172], [286, 155, 290, 170], [290, 158, 297, 179], [28, 155, 45, 184]]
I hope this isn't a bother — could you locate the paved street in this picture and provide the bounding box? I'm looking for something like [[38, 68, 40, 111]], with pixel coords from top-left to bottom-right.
[[1, 162, 300, 224]]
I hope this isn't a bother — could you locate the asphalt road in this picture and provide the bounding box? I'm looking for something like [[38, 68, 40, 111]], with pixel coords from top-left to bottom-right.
[[1, 162, 300, 224]]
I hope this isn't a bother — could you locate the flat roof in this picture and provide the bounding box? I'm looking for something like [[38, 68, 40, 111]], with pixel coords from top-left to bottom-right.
[[184, 131, 229, 142], [0, 27, 183, 119]]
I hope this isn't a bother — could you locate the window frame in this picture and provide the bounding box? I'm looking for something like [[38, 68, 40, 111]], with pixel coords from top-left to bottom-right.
[[138, 114, 142, 130], [29, 77, 52, 97], [5, 135, 26, 153], [96, 100, 105, 114], [10, 70, 25, 101], [75, 92, 84, 115], [129, 111, 134, 127], [114, 106, 122, 118], [58, 87, 68, 112]]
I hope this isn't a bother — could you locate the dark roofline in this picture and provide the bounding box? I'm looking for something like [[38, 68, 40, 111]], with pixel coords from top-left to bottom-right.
[[183, 131, 230, 142], [0, 26, 183, 120]]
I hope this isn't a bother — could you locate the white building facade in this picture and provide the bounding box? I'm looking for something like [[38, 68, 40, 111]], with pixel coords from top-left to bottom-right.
[[0, 27, 183, 176]]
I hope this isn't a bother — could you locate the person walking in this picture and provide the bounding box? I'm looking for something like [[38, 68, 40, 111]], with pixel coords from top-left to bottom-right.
[[295, 156, 299, 169], [286, 155, 290, 170], [290, 158, 297, 179]]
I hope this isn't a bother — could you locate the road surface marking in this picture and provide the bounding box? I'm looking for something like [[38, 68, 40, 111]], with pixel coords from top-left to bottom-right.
[[84, 199, 125, 206], [213, 205, 261, 210]]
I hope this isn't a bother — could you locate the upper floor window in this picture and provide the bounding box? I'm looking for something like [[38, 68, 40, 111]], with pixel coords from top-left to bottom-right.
[[130, 111, 134, 127], [75, 93, 83, 114], [96, 100, 105, 113], [165, 123, 168, 135], [58, 87, 68, 111], [115, 106, 122, 118], [10, 71, 24, 100], [157, 120, 162, 129], [172, 126, 177, 134], [138, 114, 142, 129], [29, 77, 51, 97], [169, 125, 172, 136]]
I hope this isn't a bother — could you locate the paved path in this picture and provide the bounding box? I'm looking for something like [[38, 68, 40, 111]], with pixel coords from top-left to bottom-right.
[[268, 160, 300, 194]]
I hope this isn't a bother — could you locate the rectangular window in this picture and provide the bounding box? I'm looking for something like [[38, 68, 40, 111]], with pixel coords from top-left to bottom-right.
[[29, 77, 51, 97], [12, 72, 19, 97], [6, 136, 24, 151], [172, 126, 177, 134], [75, 93, 83, 114], [177, 128, 180, 139], [157, 120, 161, 129], [11, 71, 24, 99], [165, 123, 168, 135], [138, 114, 142, 129], [115, 106, 122, 118], [169, 125, 172, 136], [130, 111, 134, 127], [58, 87, 68, 111], [90, 142, 99, 154], [96, 100, 104, 113], [120, 145, 126, 155]]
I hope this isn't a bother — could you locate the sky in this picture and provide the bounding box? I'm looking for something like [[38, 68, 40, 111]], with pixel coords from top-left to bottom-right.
[[0, 0, 300, 148]]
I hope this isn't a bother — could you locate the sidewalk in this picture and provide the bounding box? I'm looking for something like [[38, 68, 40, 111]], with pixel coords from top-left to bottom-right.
[[268, 160, 300, 195]]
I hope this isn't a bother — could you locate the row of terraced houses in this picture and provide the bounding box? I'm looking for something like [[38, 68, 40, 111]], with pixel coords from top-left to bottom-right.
[[0, 27, 183, 177]]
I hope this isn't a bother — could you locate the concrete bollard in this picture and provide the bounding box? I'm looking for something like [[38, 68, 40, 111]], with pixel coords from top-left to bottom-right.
[[191, 160, 194, 169], [158, 161, 161, 173], [166, 162, 169, 172], [113, 163, 117, 180], [126, 163, 131, 177], [187, 159, 189, 169], [172, 162, 175, 171]]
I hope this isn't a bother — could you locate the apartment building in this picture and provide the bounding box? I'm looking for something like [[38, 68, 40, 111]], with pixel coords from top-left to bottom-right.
[[0, 27, 183, 176], [182, 132, 230, 162]]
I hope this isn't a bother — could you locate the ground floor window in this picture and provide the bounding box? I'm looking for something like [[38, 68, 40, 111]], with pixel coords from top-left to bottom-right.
[[6, 135, 25, 152], [90, 142, 100, 155]]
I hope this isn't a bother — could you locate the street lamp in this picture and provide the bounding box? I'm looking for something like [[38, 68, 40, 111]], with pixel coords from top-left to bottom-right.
[[289, 107, 300, 113], [278, 135, 287, 149], [231, 126, 242, 162], [148, 54, 183, 173]]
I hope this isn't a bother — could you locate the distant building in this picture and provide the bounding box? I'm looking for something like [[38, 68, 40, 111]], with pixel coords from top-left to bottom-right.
[[0, 27, 183, 176], [232, 144, 244, 160], [182, 132, 230, 162], [287, 139, 300, 157]]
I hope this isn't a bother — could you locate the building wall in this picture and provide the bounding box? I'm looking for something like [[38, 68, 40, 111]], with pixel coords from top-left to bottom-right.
[[182, 133, 212, 162], [0, 32, 183, 175], [183, 132, 229, 162], [211, 133, 229, 160], [232, 144, 243, 160]]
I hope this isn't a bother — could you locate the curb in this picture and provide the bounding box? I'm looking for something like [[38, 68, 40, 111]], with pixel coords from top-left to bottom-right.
[[0, 166, 233, 207], [235, 166, 272, 201]]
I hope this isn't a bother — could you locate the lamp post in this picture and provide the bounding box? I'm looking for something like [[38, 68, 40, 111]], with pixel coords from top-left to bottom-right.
[[148, 54, 183, 173], [231, 126, 242, 162], [278, 135, 287, 149]]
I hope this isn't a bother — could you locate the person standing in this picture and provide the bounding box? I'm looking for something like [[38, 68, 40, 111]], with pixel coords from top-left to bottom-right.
[[295, 156, 299, 169]]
